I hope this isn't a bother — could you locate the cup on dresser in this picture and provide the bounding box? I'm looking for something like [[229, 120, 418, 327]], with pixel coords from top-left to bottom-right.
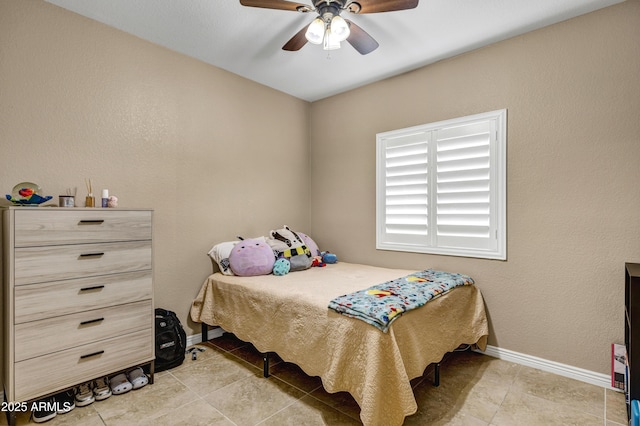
[[58, 195, 75, 207]]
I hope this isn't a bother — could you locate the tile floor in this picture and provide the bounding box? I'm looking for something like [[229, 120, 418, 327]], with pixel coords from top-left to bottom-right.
[[2, 333, 629, 425]]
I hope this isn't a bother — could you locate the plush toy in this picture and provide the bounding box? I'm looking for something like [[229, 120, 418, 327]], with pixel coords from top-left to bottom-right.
[[266, 225, 312, 271], [311, 256, 326, 267], [321, 251, 338, 264], [229, 238, 275, 276], [297, 232, 321, 257], [208, 236, 265, 276], [273, 258, 291, 276]]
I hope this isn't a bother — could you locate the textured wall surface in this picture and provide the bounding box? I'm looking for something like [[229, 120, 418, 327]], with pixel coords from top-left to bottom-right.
[[0, 0, 310, 345], [1, 0, 638, 386], [309, 0, 640, 374]]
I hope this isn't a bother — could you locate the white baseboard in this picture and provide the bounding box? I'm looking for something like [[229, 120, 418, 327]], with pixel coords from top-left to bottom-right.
[[475, 345, 616, 390], [186, 326, 224, 347]]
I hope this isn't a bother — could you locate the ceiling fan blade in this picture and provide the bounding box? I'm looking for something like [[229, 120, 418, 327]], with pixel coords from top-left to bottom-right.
[[239, 0, 312, 12], [282, 24, 310, 51], [345, 20, 379, 55], [347, 0, 419, 14]]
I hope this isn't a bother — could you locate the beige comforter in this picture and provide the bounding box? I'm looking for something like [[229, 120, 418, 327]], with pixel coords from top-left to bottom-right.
[[190, 262, 488, 426]]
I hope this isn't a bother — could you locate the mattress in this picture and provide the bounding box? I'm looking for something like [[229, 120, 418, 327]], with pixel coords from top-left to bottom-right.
[[190, 262, 488, 426]]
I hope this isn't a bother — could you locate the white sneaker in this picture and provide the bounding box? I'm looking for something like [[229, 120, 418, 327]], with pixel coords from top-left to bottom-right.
[[92, 377, 112, 401], [75, 382, 95, 407], [127, 367, 149, 390], [110, 373, 132, 395]]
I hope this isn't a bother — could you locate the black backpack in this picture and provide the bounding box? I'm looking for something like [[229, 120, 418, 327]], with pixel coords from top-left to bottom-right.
[[153, 308, 187, 372]]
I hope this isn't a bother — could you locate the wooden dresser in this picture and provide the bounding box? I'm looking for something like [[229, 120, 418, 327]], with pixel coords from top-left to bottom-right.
[[1, 207, 154, 407]]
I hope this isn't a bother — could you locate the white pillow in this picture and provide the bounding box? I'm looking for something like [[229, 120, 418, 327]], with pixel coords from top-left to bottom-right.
[[208, 241, 237, 275]]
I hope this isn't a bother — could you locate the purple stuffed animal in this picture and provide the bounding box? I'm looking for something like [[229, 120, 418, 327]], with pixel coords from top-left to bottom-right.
[[229, 238, 275, 276]]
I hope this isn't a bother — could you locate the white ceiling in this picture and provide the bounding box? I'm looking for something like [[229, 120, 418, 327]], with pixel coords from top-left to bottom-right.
[[45, 0, 624, 102]]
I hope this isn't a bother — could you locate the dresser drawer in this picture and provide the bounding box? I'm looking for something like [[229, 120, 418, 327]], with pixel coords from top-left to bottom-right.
[[14, 241, 152, 286], [15, 300, 153, 361], [14, 329, 153, 402], [14, 270, 152, 323], [14, 209, 152, 247]]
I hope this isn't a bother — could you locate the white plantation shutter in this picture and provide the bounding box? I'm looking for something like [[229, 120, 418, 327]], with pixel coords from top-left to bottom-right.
[[435, 121, 493, 250], [377, 109, 506, 260], [382, 131, 429, 244]]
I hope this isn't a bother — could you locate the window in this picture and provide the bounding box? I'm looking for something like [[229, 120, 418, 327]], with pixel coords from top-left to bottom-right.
[[376, 109, 506, 260]]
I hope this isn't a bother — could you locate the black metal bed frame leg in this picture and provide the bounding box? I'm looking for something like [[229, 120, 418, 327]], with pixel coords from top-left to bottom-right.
[[201, 323, 208, 343], [263, 352, 270, 377], [433, 363, 440, 387]]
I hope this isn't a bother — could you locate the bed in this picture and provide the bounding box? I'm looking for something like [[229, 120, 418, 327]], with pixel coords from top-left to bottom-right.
[[190, 262, 488, 426]]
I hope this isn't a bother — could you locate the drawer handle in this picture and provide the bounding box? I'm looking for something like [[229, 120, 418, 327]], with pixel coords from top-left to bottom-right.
[[79, 252, 104, 259], [80, 350, 104, 360], [80, 317, 104, 326], [78, 219, 105, 225], [79, 285, 105, 292]]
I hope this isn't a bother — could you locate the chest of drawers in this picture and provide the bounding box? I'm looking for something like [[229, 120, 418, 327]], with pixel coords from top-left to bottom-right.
[[1, 207, 154, 404]]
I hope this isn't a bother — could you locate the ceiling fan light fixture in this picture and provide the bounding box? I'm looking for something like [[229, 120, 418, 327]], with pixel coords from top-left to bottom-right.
[[330, 15, 350, 42], [323, 27, 341, 50], [305, 18, 325, 45]]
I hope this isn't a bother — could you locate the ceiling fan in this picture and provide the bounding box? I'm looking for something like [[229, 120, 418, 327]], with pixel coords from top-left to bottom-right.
[[239, 0, 419, 55]]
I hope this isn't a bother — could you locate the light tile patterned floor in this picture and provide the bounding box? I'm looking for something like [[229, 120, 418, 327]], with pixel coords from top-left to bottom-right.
[[2, 333, 629, 425]]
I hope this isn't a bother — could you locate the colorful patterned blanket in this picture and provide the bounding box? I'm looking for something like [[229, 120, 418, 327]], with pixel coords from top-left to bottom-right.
[[328, 269, 475, 332]]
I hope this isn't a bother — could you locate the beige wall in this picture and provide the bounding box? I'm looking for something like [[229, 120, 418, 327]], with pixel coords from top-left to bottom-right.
[[309, 0, 640, 374], [1, 0, 638, 386], [0, 0, 310, 343]]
